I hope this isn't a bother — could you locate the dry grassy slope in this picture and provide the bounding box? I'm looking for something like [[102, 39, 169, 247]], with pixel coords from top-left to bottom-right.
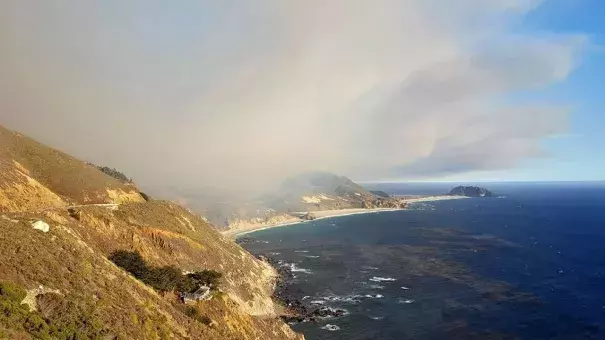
[[73, 201, 282, 317], [0, 208, 301, 339], [0, 125, 144, 212], [0, 125, 303, 339]]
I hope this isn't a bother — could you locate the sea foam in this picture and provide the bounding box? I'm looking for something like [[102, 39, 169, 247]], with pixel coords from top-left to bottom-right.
[[281, 262, 313, 274], [397, 298, 415, 304], [321, 324, 340, 331], [369, 276, 397, 282]]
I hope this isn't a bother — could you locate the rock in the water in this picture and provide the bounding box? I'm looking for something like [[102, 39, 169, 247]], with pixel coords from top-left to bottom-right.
[[321, 324, 340, 331], [301, 212, 316, 221], [449, 186, 493, 197], [31, 220, 50, 233]]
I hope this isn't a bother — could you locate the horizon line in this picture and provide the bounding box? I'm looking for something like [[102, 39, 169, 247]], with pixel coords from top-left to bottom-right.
[[357, 179, 605, 184]]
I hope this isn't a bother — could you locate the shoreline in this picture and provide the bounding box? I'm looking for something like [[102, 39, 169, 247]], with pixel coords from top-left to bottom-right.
[[222, 195, 468, 238]]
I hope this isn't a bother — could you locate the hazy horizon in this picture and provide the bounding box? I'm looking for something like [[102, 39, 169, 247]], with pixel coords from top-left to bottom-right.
[[2, 1, 603, 196]]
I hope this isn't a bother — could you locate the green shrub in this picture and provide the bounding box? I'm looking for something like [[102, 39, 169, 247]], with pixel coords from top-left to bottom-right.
[[0, 281, 30, 330], [0, 281, 27, 303], [0, 282, 106, 339], [92, 164, 131, 182], [110, 249, 185, 292], [109, 250, 149, 279], [109, 250, 223, 294], [23, 313, 50, 338], [144, 266, 184, 292], [184, 306, 199, 318], [43, 299, 106, 339], [185, 270, 222, 290], [183, 306, 212, 325]]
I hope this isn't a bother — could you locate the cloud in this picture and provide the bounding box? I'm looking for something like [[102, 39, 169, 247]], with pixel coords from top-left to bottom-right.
[[0, 1, 587, 193]]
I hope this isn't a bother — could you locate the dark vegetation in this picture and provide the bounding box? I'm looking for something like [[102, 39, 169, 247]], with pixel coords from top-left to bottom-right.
[[139, 191, 151, 201], [91, 164, 131, 183], [183, 306, 212, 326], [449, 185, 494, 197], [108, 250, 222, 293], [0, 281, 107, 339]]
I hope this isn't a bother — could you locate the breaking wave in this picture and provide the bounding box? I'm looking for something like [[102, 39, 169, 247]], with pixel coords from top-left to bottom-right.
[[397, 298, 415, 304], [281, 262, 313, 274], [321, 324, 340, 331], [369, 276, 397, 282]]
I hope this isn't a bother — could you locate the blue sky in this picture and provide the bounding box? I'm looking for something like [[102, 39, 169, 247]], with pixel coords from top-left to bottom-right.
[[446, 0, 605, 182], [528, 0, 605, 181]]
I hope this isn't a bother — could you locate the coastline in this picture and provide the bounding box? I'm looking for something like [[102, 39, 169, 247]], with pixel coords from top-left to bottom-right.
[[222, 195, 468, 238]]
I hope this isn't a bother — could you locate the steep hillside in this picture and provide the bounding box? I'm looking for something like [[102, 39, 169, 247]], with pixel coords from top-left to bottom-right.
[[269, 172, 393, 211], [0, 125, 144, 212], [0, 125, 302, 340], [278, 172, 369, 198]]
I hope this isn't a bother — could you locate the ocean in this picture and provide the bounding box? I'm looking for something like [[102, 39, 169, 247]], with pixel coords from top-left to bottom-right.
[[240, 182, 605, 339]]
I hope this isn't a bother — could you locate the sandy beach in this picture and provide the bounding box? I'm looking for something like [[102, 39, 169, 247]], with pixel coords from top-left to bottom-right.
[[222, 195, 468, 238]]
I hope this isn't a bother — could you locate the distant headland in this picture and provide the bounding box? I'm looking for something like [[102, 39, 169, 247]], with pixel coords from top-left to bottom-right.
[[449, 186, 494, 197]]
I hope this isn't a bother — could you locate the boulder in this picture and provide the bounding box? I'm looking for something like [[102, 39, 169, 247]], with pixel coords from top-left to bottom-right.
[[31, 220, 50, 233], [301, 212, 316, 221]]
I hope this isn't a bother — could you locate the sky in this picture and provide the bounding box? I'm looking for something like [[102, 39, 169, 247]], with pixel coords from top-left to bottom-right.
[[0, 1, 603, 195]]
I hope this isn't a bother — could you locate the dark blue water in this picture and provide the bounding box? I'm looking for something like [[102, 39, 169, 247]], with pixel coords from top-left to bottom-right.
[[242, 182, 605, 339]]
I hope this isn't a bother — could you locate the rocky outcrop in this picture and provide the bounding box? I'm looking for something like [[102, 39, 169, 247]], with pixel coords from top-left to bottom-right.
[[261, 254, 348, 325], [361, 196, 406, 209], [31, 220, 50, 232], [225, 212, 301, 233], [301, 212, 316, 221], [449, 186, 494, 197]]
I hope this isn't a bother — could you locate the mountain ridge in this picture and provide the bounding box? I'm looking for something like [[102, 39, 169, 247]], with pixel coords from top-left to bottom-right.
[[180, 172, 407, 232]]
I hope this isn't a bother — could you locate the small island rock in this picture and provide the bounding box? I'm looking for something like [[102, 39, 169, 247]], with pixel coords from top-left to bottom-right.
[[449, 186, 494, 197]]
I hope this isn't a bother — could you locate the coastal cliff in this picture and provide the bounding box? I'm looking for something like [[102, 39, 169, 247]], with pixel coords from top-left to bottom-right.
[[204, 173, 407, 233], [226, 213, 302, 233], [0, 125, 303, 340]]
